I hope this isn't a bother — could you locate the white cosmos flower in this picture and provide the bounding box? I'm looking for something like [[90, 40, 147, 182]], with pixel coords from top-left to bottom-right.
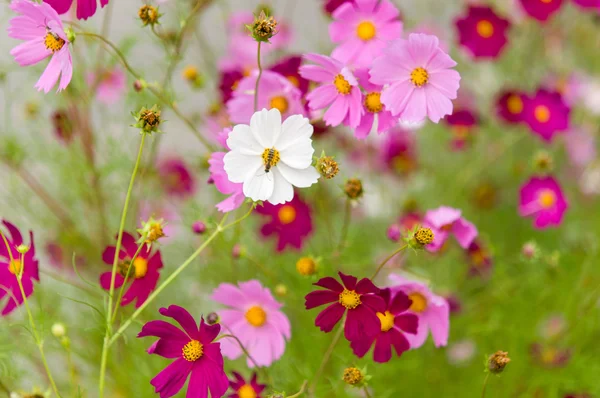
[[223, 108, 320, 204]]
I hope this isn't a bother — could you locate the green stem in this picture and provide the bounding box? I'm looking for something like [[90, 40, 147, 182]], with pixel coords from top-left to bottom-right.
[[288, 381, 308, 398], [110, 242, 146, 323], [364, 386, 372, 398], [253, 41, 263, 112], [99, 133, 146, 398], [216, 334, 262, 373], [336, 199, 352, 254], [371, 244, 409, 280], [308, 323, 344, 395], [481, 372, 490, 398]]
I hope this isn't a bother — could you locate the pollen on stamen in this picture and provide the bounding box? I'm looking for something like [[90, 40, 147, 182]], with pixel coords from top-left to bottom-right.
[[182, 339, 203, 362], [364, 92, 383, 113], [333, 74, 352, 95], [339, 289, 361, 309], [410, 67, 429, 88], [44, 32, 66, 53]]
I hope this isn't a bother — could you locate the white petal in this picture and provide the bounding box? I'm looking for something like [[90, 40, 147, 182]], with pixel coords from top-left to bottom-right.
[[267, 168, 294, 205], [280, 138, 315, 169], [250, 108, 282, 148], [227, 124, 263, 155], [277, 163, 320, 188], [276, 114, 314, 151], [223, 150, 262, 183], [243, 168, 275, 201]]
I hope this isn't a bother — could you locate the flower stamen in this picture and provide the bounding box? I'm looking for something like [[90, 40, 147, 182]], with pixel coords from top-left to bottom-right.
[[356, 21, 376, 41], [182, 340, 203, 361], [339, 289, 361, 309], [364, 92, 383, 113], [410, 67, 429, 87], [245, 306, 267, 327], [333, 74, 352, 95], [408, 292, 428, 312], [376, 311, 395, 332], [44, 32, 65, 53]]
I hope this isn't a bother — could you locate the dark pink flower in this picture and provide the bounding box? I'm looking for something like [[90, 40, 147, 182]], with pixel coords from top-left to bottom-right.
[[0, 221, 39, 316], [44, 0, 109, 20], [519, 0, 564, 22], [138, 305, 229, 398], [158, 157, 197, 199], [496, 90, 527, 124], [523, 90, 570, 142], [572, 0, 600, 11], [323, 0, 352, 15], [378, 127, 417, 176], [269, 55, 310, 97], [256, 195, 313, 252], [218, 68, 245, 104], [423, 206, 478, 252], [350, 288, 418, 363], [305, 272, 385, 341], [519, 176, 568, 229], [455, 6, 511, 59], [444, 108, 478, 150], [466, 239, 493, 278], [99, 232, 163, 308], [228, 372, 266, 398]]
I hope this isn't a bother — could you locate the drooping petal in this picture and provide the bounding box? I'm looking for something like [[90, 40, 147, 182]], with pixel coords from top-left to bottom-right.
[[314, 276, 345, 292], [150, 358, 193, 398], [10, 38, 51, 66], [159, 305, 200, 339]]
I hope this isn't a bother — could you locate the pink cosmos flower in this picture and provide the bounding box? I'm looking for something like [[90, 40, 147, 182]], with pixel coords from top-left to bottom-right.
[[211, 280, 291, 367], [209, 153, 245, 213], [378, 127, 417, 176], [455, 6, 511, 59], [523, 90, 570, 142], [423, 206, 478, 252], [496, 90, 527, 124], [99, 232, 163, 308], [388, 274, 450, 348], [226, 70, 305, 125], [565, 127, 596, 168], [305, 272, 385, 341], [158, 157, 197, 199], [0, 221, 39, 316], [519, 0, 564, 21], [43, 0, 108, 20], [518, 176, 568, 229], [86, 67, 126, 105], [444, 108, 478, 150], [350, 288, 418, 363], [9, 0, 73, 93], [329, 0, 403, 68], [269, 55, 310, 97], [354, 69, 398, 139], [255, 195, 313, 252], [228, 372, 266, 398], [370, 33, 461, 123], [299, 54, 364, 128], [572, 0, 600, 11], [138, 305, 229, 398]]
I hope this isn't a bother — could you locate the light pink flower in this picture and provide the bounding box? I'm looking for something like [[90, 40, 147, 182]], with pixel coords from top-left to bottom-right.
[[370, 33, 461, 123], [354, 68, 398, 139], [299, 54, 364, 128], [9, 0, 73, 93], [208, 152, 245, 213], [388, 274, 450, 349], [86, 67, 126, 105], [211, 280, 291, 367], [565, 127, 597, 168], [519, 176, 568, 229], [329, 0, 402, 68], [226, 70, 305, 125], [423, 206, 478, 252]]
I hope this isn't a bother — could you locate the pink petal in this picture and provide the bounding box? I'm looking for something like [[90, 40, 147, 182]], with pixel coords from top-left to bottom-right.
[[10, 38, 51, 67]]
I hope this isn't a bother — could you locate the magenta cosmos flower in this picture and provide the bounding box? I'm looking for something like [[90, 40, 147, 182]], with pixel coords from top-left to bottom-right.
[[299, 54, 364, 128], [423, 206, 478, 252], [388, 274, 449, 348], [99, 232, 163, 307], [572, 0, 600, 11], [44, 0, 108, 20], [256, 195, 313, 252], [226, 70, 305, 125], [305, 272, 385, 341], [496, 90, 527, 124], [444, 108, 478, 150], [354, 68, 398, 139], [519, 176, 568, 229], [87, 67, 126, 105], [158, 157, 197, 199], [270, 55, 310, 97], [378, 127, 417, 176], [323, 0, 352, 15], [350, 288, 418, 363], [519, 0, 564, 21], [523, 89, 570, 142], [329, 0, 402, 68], [138, 305, 229, 398], [9, 0, 73, 93], [455, 6, 511, 59], [228, 372, 266, 398], [0, 221, 39, 316], [211, 280, 291, 367], [466, 239, 493, 278], [370, 33, 461, 124]]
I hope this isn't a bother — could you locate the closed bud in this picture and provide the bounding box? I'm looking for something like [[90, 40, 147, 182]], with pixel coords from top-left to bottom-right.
[[316, 153, 340, 179], [344, 178, 363, 200], [192, 221, 206, 235], [296, 257, 317, 276], [533, 150, 553, 173], [133, 105, 162, 134], [51, 322, 67, 338], [139, 5, 160, 26], [247, 10, 278, 42], [133, 79, 145, 92], [487, 350, 510, 374], [206, 312, 219, 325]]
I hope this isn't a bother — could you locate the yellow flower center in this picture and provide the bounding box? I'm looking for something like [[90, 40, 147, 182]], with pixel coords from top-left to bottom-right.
[[44, 32, 66, 53], [364, 92, 383, 113], [9, 259, 22, 275], [376, 311, 395, 332], [245, 306, 267, 327], [238, 385, 257, 398], [182, 65, 198, 81], [541, 347, 557, 364], [538, 189, 556, 209], [287, 75, 300, 87], [339, 289, 361, 310], [507, 95, 523, 114], [296, 257, 317, 276], [269, 96, 289, 114], [356, 21, 376, 41], [261, 147, 281, 172], [453, 125, 470, 140], [534, 105, 551, 123], [408, 292, 428, 313], [132, 257, 148, 279], [333, 74, 352, 95], [476, 20, 494, 38], [182, 340, 203, 362], [410, 67, 429, 87], [277, 205, 296, 225]]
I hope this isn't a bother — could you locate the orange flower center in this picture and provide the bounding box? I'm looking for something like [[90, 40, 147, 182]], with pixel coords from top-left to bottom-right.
[[287, 75, 300, 87], [277, 205, 296, 224], [270, 96, 289, 114], [9, 259, 22, 275], [339, 289, 361, 309], [538, 189, 556, 209], [476, 20, 494, 38], [364, 92, 383, 113], [507, 95, 523, 114], [410, 67, 429, 87], [534, 105, 551, 123], [238, 385, 257, 398], [44, 32, 66, 53], [376, 311, 395, 332], [408, 292, 428, 313], [245, 305, 267, 327], [333, 74, 352, 95], [356, 21, 376, 41]]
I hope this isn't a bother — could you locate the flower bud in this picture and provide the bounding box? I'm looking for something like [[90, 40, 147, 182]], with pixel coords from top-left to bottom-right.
[[206, 312, 219, 325], [133, 105, 162, 134], [137, 217, 166, 248], [139, 4, 160, 26], [296, 257, 317, 276], [522, 241, 540, 260], [344, 178, 363, 200], [192, 221, 206, 235], [341, 366, 370, 387], [274, 284, 287, 297], [51, 322, 67, 338], [247, 10, 278, 42], [533, 150, 553, 174], [133, 80, 145, 92], [487, 350, 510, 374], [16, 244, 29, 254], [182, 65, 204, 89], [408, 227, 434, 249], [387, 224, 401, 242], [316, 153, 339, 179], [232, 244, 244, 259]]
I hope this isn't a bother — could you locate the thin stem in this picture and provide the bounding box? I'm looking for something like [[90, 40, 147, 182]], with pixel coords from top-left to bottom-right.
[[216, 334, 262, 371], [111, 242, 146, 323], [364, 386, 372, 398], [308, 324, 344, 395], [288, 381, 308, 398], [371, 244, 409, 280], [481, 372, 490, 398], [336, 199, 352, 254], [65, 345, 77, 397], [253, 41, 263, 112], [99, 133, 146, 398]]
